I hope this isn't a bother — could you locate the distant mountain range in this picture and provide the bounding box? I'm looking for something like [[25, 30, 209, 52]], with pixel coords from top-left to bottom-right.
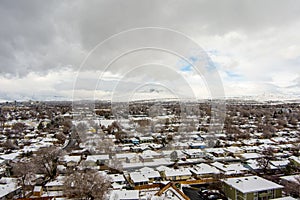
[[0, 92, 299, 103]]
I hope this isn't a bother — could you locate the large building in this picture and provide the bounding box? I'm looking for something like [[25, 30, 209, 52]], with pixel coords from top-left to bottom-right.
[[223, 176, 283, 200]]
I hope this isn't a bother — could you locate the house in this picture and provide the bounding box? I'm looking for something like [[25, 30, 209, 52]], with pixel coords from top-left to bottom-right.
[[32, 186, 43, 197], [139, 136, 154, 143], [226, 146, 244, 156], [109, 174, 127, 190], [154, 182, 189, 200], [139, 154, 153, 163], [271, 197, 298, 200], [109, 174, 126, 185], [223, 176, 283, 200], [0, 177, 22, 200], [110, 190, 140, 200], [130, 138, 139, 145], [129, 172, 149, 186], [164, 168, 192, 181], [59, 155, 81, 167], [239, 153, 262, 160], [289, 156, 300, 167], [45, 176, 64, 192], [115, 153, 139, 163], [182, 149, 206, 159], [280, 174, 300, 197], [270, 160, 290, 169], [188, 142, 206, 149], [190, 163, 220, 179], [85, 155, 110, 166], [241, 146, 260, 153], [211, 162, 249, 176], [141, 150, 161, 158], [205, 148, 227, 157], [138, 167, 161, 183]]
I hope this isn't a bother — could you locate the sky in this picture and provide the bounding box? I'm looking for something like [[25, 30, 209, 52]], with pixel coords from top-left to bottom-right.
[[0, 0, 300, 102]]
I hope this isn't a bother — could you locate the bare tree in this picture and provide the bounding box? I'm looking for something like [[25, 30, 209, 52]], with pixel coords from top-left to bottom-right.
[[63, 169, 111, 200], [257, 147, 275, 174], [12, 161, 36, 197], [0, 139, 19, 150], [108, 157, 123, 173], [284, 175, 300, 197], [88, 120, 100, 134], [33, 146, 62, 179], [170, 150, 178, 162], [76, 122, 88, 134], [11, 122, 26, 134], [95, 138, 115, 154], [56, 132, 67, 144], [62, 119, 73, 134], [75, 122, 89, 143]]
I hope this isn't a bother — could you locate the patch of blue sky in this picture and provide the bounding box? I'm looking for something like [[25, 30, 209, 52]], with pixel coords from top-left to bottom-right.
[[180, 64, 193, 72], [205, 59, 217, 72], [179, 55, 219, 72], [206, 49, 220, 56], [179, 56, 201, 72], [225, 70, 242, 80]]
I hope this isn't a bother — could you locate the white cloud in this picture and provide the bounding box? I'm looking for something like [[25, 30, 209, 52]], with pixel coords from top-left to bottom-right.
[[1, 0, 300, 101]]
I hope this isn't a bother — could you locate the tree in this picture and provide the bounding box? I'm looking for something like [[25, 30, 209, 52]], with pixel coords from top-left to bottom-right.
[[11, 122, 26, 133], [0, 139, 19, 150], [257, 147, 275, 174], [33, 146, 62, 179], [12, 161, 36, 198], [170, 151, 178, 162], [95, 138, 114, 154], [63, 169, 111, 200], [76, 122, 88, 135], [88, 120, 100, 134], [0, 113, 6, 130], [62, 119, 73, 134], [209, 172, 227, 191], [284, 175, 300, 197], [108, 157, 123, 173], [37, 121, 44, 130], [55, 132, 67, 144], [75, 122, 89, 142]]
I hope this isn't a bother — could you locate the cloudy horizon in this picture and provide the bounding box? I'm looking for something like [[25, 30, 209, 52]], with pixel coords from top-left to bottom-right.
[[1, 0, 300, 102]]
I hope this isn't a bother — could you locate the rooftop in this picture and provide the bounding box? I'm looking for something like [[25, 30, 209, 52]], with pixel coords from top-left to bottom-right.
[[224, 176, 283, 193]]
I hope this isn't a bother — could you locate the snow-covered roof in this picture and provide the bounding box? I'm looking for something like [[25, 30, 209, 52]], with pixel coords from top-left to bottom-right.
[[226, 146, 243, 153], [109, 190, 139, 200], [61, 155, 81, 163], [270, 160, 290, 168], [99, 119, 115, 127], [211, 162, 248, 174], [190, 163, 220, 175], [280, 174, 300, 183], [205, 148, 226, 154], [164, 168, 192, 177], [129, 172, 149, 183], [271, 196, 298, 200], [115, 153, 137, 160], [240, 153, 262, 160], [140, 170, 161, 179], [109, 174, 126, 182], [86, 155, 109, 162], [0, 152, 20, 161], [290, 156, 300, 164], [0, 177, 21, 198], [224, 176, 283, 193]]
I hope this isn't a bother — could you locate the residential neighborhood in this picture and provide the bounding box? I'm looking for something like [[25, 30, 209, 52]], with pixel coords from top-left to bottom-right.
[[0, 99, 299, 200]]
